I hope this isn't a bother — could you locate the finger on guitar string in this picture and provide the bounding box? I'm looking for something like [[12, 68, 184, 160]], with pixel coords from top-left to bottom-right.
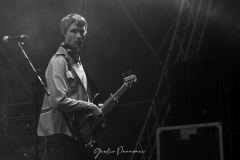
[[98, 103, 103, 108], [87, 102, 102, 116]]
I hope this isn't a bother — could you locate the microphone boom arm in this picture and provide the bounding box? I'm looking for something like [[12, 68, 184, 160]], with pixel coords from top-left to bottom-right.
[[17, 42, 50, 96]]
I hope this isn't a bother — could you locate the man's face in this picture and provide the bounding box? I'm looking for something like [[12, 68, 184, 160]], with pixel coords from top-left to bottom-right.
[[64, 22, 87, 50]]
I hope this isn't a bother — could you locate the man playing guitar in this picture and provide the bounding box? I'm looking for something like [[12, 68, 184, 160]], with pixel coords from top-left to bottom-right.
[[37, 14, 102, 160]]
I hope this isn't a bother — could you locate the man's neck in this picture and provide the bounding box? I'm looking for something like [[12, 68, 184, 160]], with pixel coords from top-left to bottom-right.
[[64, 44, 79, 56], [71, 48, 79, 56]]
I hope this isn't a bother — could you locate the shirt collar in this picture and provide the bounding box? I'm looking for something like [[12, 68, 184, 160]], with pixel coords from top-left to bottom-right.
[[56, 42, 81, 64]]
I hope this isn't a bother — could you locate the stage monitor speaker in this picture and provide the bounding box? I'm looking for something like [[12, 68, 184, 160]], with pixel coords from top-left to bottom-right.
[[156, 122, 224, 160], [169, 57, 221, 126]]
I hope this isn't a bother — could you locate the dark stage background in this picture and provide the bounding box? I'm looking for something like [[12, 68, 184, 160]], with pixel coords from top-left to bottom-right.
[[1, 0, 240, 159]]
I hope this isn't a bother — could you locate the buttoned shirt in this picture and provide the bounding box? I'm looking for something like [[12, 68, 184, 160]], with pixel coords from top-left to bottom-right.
[[37, 43, 91, 137]]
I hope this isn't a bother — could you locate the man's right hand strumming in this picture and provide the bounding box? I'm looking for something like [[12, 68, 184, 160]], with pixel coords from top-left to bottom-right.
[[87, 102, 102, 116]]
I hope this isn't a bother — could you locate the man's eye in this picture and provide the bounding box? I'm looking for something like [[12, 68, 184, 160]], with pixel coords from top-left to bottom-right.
[[79, 30, 85, 34], [71, 30, 78, 33]]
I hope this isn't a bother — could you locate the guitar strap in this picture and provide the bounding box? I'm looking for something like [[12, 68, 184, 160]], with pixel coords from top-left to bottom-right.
[[85, 70, 101, 101], [64, 55, 101, 101]]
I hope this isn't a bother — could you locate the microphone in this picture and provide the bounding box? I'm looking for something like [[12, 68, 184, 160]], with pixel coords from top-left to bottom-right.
[[3, 35, 28, 43]]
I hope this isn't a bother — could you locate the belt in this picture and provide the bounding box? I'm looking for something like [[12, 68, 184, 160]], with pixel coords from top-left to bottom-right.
[[41, 107, 53, 114]]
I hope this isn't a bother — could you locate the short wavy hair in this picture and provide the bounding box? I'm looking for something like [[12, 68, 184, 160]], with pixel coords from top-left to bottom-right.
[[60, 14, 87, 42]]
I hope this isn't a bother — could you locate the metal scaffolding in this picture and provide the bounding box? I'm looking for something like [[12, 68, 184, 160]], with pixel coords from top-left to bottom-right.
[[129, 0, 213, 159]]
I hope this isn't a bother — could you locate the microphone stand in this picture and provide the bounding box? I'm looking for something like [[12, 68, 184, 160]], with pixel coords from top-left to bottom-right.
[[17, 42, 50, 160]]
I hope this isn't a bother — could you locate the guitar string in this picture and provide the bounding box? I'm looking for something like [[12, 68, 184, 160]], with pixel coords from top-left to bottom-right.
[[81, 77, 136, 139], [81, 84, 128, 139], [86, 83, 128, 130], [82, 102, 121, 139], [81, 83, 128, 135], [81, 103, 114, 139], [81, 102, 120, 139]]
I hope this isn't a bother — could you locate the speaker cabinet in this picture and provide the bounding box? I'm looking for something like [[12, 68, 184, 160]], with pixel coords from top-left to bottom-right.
[[156, 122, 223, 160], [169, 57, 221, 126]]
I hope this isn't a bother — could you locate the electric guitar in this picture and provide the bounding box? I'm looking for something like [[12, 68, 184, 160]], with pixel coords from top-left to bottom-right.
[[72, 74, 137, 150]]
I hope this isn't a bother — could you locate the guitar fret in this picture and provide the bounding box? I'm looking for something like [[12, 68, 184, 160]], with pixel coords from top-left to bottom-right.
[[102, 83, 128, 115]]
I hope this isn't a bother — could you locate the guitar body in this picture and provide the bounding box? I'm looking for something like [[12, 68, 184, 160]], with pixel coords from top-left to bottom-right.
[[72, 93, 106, 151]]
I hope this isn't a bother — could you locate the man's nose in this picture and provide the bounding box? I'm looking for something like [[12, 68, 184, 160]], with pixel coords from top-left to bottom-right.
[[76, 32, 81, 38]]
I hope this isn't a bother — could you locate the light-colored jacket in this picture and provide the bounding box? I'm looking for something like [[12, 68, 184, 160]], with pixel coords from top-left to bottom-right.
[[37, 44, 91, 137]]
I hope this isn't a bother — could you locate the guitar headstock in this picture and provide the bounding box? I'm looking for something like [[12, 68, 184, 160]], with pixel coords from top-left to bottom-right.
[[123, 70, 137, 88]]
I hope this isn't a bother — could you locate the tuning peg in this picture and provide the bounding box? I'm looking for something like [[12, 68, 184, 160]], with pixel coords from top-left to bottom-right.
[[128, 70, 132, 76], [123, 70, 133, 78]]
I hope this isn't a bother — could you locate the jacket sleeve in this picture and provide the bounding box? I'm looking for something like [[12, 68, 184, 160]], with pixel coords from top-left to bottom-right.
[[46, 55, 88, 112]]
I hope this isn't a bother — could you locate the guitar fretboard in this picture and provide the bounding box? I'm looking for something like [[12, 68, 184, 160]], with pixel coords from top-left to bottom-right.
[[102, 83, 129, 116]]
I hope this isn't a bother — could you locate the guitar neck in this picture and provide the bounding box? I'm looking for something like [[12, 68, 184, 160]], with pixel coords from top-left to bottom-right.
[[101, 83, 129, 115]]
